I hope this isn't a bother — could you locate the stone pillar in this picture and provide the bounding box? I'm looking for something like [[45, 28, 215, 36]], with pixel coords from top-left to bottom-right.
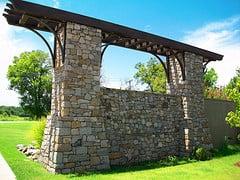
[[167, 52, 212, 156], [39, 22, 110, 173]]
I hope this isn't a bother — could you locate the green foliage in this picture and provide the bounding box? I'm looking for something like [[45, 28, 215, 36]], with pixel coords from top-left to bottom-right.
[[32, 117, 46, 148], [7, 50, 52, 118], [165, 155, 178, 165], [214, 144, 240, 157], [0, 115, 29, 121], [203, 68, 228, 100], [134, 57, 166, 93], [203, 68, 218, 88], [237, 134, 240, 142], [226, 111, 240, 128], [193, 147, 212, 161], [0, 105, 30, 121], [0, 106, 28, 117], [225, 69, 240, 129]]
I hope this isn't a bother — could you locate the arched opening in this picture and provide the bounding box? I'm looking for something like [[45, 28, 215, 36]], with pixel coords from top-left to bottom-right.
[[100, 44, 168, 93]]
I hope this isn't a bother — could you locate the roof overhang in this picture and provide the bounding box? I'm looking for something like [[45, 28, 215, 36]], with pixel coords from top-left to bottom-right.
[[3, 0, 223, 62]]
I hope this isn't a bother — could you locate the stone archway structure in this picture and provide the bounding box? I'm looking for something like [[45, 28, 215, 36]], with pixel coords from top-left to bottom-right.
[[3, 0, 223, 173]]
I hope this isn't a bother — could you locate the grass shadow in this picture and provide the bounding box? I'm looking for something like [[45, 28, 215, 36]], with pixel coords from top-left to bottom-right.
[[67, 157, 198, 178], [212, 144, 240, 158], [68, 144, 240, 178]]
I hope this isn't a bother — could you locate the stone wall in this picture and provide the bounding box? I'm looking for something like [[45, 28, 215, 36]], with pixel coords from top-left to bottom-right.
[[100, 88, 184, 165], [39, 21, 214, 173], [168, 53, 213, 155], [40, 22, 110, 173]]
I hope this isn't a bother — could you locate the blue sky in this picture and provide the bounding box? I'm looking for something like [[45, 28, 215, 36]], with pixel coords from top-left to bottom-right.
[[0, 0, 240, 105], [25, 0, 240, 38]]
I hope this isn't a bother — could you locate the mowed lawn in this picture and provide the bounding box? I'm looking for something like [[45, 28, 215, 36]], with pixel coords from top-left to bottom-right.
[[0, 121, 240, 180]]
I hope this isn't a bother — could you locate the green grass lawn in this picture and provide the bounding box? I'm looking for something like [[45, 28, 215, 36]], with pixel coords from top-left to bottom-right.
[[0, 121, 240, 180]]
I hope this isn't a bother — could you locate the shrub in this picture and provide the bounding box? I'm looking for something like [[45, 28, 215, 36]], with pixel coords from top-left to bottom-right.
[[0, 106, 29, 117], [32, 117, 46, 148], [193, 147, 212, 161], [204, 87, 228, 100], [162, 155, 178, 166], [0, 115, 29, 121], [166, 155, 177, 163], [237, 134, 240, 142]]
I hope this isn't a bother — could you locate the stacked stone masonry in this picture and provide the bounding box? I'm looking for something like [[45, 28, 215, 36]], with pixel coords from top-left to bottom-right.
[[168, 53, 213, 155], [40, 22, 110, 173], [101, 88, 184, 165], [39, 22, 213, 173]]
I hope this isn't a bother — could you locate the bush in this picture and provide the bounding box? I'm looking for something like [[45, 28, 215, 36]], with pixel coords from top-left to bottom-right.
[[166, 156, 177, 163], [159, 155, 178, 166], [193, 147, 212, 161], [204, 87, 228, 100], [32, 117, 46, 148], [237, 134, 240, 142], [0, 115, 29, 121], [0, 106, 29, 117]]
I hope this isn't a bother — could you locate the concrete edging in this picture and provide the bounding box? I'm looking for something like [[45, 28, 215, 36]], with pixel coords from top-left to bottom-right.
[[0, 153, 16, 180]]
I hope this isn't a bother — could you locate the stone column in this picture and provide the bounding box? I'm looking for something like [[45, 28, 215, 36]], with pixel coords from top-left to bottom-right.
[[167, 52, 212, 156], [39, 22, 110, 173]]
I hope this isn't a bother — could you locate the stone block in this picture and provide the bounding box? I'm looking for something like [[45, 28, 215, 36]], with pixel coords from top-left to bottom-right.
[[64, 162, 75, 169], [87, 135, 95, 141], [76, 146, 88, 154], [72, 121, 80, 128], [109, 152, 123, 160], [80, 127, 92, 135], [56, 128, 71, 136], [100, 140, 108, 148], [90, 156, 100, 165], [55, 144, 72, 152], [53, 152, 62, 163], [71, 129, 79, 135]]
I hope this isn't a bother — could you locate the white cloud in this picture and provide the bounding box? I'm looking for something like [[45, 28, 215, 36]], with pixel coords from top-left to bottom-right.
[[0, 4, 37, 106], [52, 0, 60, 8], [182, 16, 240, 86]]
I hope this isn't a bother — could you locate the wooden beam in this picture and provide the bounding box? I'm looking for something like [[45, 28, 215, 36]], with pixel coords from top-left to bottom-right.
[[152, 45, 158, 50], [37, 19, 49, 29], [19, 14, 29, 25], [147, 46, 152, 51], [6, 3, 14, 10], [124, 38, 141, 48]]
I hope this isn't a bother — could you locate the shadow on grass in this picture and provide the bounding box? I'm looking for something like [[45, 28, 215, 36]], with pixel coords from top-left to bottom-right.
[[68, 158, 197, 178], [213, 144, 240, 158], [67, 144, 240, 178]]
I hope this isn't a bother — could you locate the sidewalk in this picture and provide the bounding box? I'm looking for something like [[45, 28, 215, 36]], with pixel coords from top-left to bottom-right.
[[0, 153, 16, 180]]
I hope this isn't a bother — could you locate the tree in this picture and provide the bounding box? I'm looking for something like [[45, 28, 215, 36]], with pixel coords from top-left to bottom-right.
[[203, 68, 218, 88], [134, 59, 225, 98], [203, 68, 227, 99], [134, 57, 166, 93], [0, 106, 27, 117], [7, 50, 52, 118], [225, 69, 240, 128]]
